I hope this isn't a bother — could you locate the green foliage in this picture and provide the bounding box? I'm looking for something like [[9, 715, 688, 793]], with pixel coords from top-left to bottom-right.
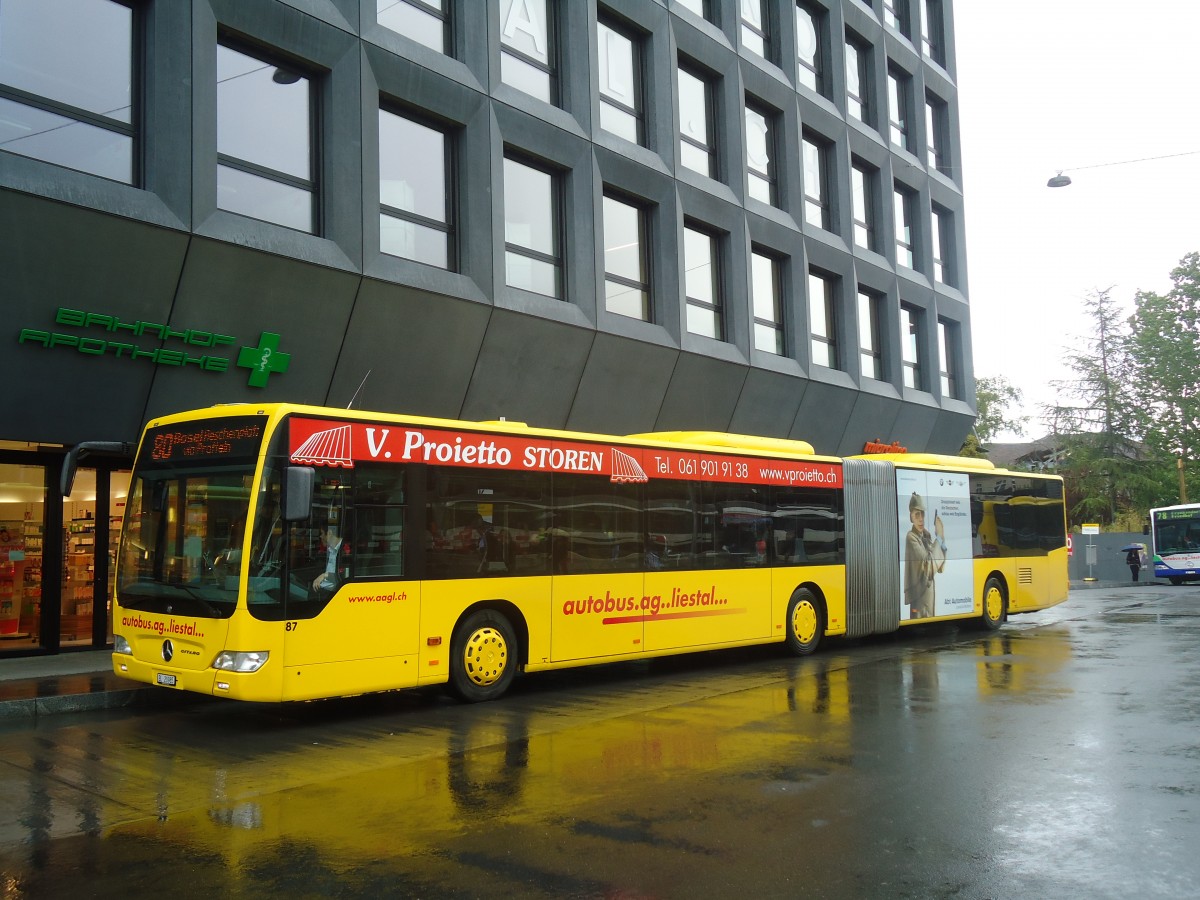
[[1043, 271, 1200, 527], [1127, 252, 1200, 484], [973, 375, 1027, 443], [958, 432, 985, 458]]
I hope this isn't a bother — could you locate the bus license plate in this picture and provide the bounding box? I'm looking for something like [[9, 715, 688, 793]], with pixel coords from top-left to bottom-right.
[[156, 673, 177, 687]]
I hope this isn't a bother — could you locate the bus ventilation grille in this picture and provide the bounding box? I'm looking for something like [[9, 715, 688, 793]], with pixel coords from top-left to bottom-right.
[[1018, 567, 1033, 585]]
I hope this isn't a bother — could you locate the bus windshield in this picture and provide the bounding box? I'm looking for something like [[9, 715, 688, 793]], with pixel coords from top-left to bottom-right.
[[1152, 507, 1200, 555], [116, 417, 266, 618]]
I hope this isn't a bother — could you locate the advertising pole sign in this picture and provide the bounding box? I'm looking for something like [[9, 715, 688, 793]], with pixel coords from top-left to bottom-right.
[[1081, 523, 1100, 581]]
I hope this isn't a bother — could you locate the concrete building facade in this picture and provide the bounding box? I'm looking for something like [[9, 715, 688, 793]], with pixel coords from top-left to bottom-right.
[[0, 0, 972, 655]]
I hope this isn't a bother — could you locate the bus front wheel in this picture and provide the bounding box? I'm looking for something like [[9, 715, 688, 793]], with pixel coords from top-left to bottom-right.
[[980, 576, 1006, 631], [450, 609, 518, 702], [785, 589, 824, 656]]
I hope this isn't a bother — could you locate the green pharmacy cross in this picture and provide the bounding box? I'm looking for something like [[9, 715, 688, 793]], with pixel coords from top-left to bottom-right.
[[236, 332, 291, 388]]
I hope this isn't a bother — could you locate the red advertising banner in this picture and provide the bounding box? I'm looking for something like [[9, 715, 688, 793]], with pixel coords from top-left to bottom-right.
[[288, 419, 843, 489]]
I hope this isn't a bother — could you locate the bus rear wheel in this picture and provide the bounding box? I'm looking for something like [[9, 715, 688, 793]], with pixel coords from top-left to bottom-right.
[[785, 589, 824, 655], [450, 609, 518, 702], [980, 576, 1006, 631]]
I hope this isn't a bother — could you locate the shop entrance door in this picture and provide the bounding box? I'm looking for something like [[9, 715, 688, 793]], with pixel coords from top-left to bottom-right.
[[62, 466, 129, 648], [0, 460, 46, 648]]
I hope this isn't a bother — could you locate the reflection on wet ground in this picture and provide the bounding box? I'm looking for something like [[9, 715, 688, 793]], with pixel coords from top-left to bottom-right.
[[1, 586, 1199, 898]]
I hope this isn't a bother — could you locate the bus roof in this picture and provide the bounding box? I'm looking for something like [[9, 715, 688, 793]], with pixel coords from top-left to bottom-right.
[[850, 452, 996, 471], [626, 431, 816, 457]]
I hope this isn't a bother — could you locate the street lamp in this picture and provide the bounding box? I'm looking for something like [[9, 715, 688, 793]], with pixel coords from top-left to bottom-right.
[[1047, 149, 1200, 187]]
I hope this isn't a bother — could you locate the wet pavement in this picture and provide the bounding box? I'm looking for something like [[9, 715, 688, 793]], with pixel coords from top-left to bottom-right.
[[0, 583, 1198, 898]]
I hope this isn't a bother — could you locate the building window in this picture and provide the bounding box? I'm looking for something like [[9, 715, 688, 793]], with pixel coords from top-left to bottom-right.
[[217, 42, 314, 233], [603, 193, 650, 320], [745, 100, 776, 206], [888, 66, 913, 152], [795, 2, 825, 95], [379, 108, 451, 268], [845, 35, 870, 125], [378, 0, 447, 54], [504, 155, 561, 297], [802, 133, 830, 230], [900, 303, 923, 389], [0, 0, 134, 183], [751, 250, 784, 354], [932, 204, 953, 285], [938, 318, 958, 398], [926, 92, 950, 174], [740, 0, 770, 60], [809, 269, 837, 368], [676, 0, 709, 20], [851, 160, 876, 251], [921, 0, 945, 66], [684, 224, 722, 339], [678, 63, 715, 179], [500, 0, 555, 104], [857, 289, 882, 380], [597, 18, 643, 145], [883, 0, 910, 38], [893, 184, 915, 269]]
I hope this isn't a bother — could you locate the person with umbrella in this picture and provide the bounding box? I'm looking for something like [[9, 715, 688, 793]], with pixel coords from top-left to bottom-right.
[[1123, 543, 1145, 582]]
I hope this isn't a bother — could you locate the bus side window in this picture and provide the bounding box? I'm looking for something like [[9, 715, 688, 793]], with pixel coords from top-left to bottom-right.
[[550, 474, 641, 575], [353, 464, 406, 578]]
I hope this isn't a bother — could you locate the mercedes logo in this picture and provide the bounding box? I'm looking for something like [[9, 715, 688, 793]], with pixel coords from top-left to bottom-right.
[[162, 640, 174, 662]]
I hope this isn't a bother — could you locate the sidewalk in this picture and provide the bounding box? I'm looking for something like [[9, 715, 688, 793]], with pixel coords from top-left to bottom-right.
[[0, 649, 189, 721]]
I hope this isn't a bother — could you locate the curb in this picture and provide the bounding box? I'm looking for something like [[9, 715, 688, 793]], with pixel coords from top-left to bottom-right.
[[0, 682, 205, 722]]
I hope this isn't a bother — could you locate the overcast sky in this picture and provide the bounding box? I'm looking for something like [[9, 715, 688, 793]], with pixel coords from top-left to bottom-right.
[[953, 1, 1200, 441]]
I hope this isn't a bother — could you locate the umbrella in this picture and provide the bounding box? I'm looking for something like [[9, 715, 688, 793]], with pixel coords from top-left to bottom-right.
[[1119, 543, 1146, 552]]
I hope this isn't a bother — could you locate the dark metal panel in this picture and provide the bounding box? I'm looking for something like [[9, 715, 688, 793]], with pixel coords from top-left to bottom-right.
[[729, 367, 807, 438], [928, 407, 974, 454], [566, 332, 678, 435], [2, 190, 189, 445], [890, 394, 940, 451], [460, 308, 594, 428], [327, 278, 490, 416], [655, 352, 747, 432], [840, 388, 903, 456], [843, 458, 900, 638], [142, 237, 359, 419], [793, 377, 858, 454]]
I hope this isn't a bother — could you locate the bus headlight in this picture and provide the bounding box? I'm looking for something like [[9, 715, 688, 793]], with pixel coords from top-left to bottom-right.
[[113, 635, 132, 655], [212, 651, 269, 673]]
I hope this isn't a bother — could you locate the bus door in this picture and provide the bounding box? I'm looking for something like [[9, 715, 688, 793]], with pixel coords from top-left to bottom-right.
[[550, 477, 643, 662], [644, 482, 771, 652], [272, 462, 421, 675]]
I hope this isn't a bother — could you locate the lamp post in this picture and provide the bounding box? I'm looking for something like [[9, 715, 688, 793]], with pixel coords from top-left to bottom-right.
[[1179, 455, 1189, 505]]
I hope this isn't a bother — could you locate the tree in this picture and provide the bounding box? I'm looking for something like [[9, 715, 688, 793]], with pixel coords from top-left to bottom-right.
[[1127, 252, 1200, 505], [973, 376, 1027, 444], [1043, 288, 1158, 525]]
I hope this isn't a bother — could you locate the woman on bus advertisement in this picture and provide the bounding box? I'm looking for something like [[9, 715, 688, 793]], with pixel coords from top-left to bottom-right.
[[897, 469, 973, 619]]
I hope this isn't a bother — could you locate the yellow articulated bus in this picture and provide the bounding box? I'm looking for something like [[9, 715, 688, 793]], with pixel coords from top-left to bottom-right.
[[97, 403, 1068, 703]]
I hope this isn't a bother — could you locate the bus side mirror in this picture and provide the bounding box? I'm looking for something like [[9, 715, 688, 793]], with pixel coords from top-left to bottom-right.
[[1143, 523, 1150, 535], [284, 467, 315, 521]]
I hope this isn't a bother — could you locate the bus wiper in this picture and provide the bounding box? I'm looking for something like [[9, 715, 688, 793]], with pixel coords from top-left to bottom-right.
[[161, 581, 224, 617]]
